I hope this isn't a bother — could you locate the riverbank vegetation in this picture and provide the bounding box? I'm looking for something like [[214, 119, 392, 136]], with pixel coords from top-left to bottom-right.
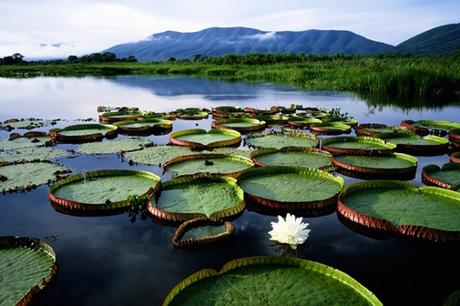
[[1, 52, 459, 103]]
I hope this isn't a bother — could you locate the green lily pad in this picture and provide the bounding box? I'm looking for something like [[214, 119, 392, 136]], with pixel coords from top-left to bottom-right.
[[172, 218, 234, 248], [113, 118, 172, 135], [177, 111, 209, 120], [147, 176, 245, 223], [309, 122, 352, 135], [385, 134, 449, 156], [356, 124, 410, 138], [322, 136, 396, 155], [210, 147, 253, 158], [238, 166, 343, 210], [422, 163, 460, 190], [0, 146, 68, 164], [0, 118, 57, 131], [163, 256, 382, 306], [333, 153, 417, 180], [49, 170, 160, 214], [287, 116, 323, 127], [251, 148, 332, 169], [402, 119, 460, 135], [99, 110, 145, 123], [211, 118, 265, 133], [49, 124, 117, 143], [0, 161, 70, 193], [246, 131, 318, 150], [0, 136, 52, 151], [0, 236, 56, 306], [323, 118, 359, 126], [255, 114, 288, 124], [76, 138, 152, 155], [164, 154, 254, 177], [124, 145, 200, 165], [338, 180, 460, 241], [170, 129, 241, 149]]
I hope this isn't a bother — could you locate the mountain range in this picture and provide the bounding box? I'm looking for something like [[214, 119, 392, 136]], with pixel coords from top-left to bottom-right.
[[104, 23, 460, 62]]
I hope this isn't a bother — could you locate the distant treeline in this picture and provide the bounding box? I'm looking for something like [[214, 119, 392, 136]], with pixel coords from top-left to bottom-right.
[[0, 52, 137, 65]]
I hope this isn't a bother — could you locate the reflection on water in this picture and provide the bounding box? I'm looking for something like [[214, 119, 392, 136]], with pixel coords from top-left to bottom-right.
[[0, 76, 459, 306]]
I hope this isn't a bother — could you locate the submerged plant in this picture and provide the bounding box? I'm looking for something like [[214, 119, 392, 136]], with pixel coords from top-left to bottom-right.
[[268, 213, 311, 249]]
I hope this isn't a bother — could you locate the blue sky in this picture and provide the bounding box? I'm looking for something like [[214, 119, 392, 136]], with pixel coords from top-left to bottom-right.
[[0, 0, 458, 58]]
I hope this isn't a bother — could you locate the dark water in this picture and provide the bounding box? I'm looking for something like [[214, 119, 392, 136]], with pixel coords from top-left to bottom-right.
[[0, 76, 459, 306]]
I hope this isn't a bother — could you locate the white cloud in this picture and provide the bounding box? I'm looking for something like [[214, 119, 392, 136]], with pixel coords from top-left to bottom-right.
[[246, 31, 278, 41]]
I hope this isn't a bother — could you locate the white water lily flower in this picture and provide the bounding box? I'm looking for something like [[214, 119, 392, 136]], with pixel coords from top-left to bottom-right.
[[268, 213, 311, 249]]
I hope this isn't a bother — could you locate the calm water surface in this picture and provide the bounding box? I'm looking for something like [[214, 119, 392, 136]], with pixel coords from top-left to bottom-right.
[[0, 76, 459, 306]]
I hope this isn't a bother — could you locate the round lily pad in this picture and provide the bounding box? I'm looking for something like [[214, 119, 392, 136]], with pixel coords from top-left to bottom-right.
[[113, 118, 172, 135], [356, 124, 410, 138], [49, 124, 117, 143], [163, 154, 254, 178], [400, 120, 460, 136], [49, 169, 160, 215], [211, 106, 243, 118], [276, 105, 296, 114], [244, 107, 277, 115], [385, 134, 449, 156], [309, 122, 352, 135], [246, 131, 318, 150], [210, 147, 253, 158], [147, 175, 245, 223], [251, 147, 332, 169], [99, 110, 145, 123], [211, 118, 265, 133], [0, 118, 57, 131], [422, 163, 460, 190], [0, 161, 70, 193], [0, 134, 53, 151], [163, 256, 382, 306], [171, 218, 233, 248], [0, 146, 68, 164], [177, 110, 209, 120], [333, 153, 417, 180], [338, 180, 460, 242], [124, 145, 200, 166], [170, 129, 241, 149], [76, 138, 152, 155], [287, 116, 322, 128], [255, 114, 288, 125], [451, 152, 460, 164], [0, 236, 57, 306], [97, 105, 139, 113], [323, 118, 359, 127], [321, 136, 396, 156], [237, 166, 343, 211]]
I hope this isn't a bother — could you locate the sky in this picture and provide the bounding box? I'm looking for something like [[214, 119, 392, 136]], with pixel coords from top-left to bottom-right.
[[0, 0, 458, 58]]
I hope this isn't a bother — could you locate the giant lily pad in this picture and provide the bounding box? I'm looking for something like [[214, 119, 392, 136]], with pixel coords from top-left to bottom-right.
[[338, 180, 460, 242], [385, 134, 449, 156], [124, 145, 200, 166], [0, 161, 70, 193], [0, 236, 57, 306], [177, 110, 209, 120], [422, 163, 460, 190], [171, 218, 233, 248], [255, 114, 288, 125], [210, 147, 253, 158], [0, 134, 52, 151], [76, 138, 151, 155], [49, 169, 160, 215], [211, 106, 243, 118], [170, 129, 241, 149], [0, 146, 68, 164], [356, 123, 410, 138], [164, 154, 254, 178], [0, 118, 57, 131], [321, 136, 396, 156], [113, 118, 172, 135], [147, 175, 245, 223], [99, 110, 145, 123], [237, 166, 343, 211], [322, 118, 359, 127], [401, 120, 460, 136], [244, 107, 277, 115], [251, 147, 332, 169], [287, 116, 322, 128], [333, 153, 417, 180], [246, 131, 318, 150], [163, 256, 382, 306], [211, 118, 265, 133], [309, 122, 352, 135], [49, 124, 117, 143]]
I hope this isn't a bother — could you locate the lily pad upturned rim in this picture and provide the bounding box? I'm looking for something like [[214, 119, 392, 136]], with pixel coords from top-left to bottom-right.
[[147, 174, 245, 223], [246, 130, 319, 149], [309, 122, 352, 135], [171, 217, 234, 248], [385, 134, 449, 156], [400, 119, 460, 136], [211, 106, 243, 118], [177, 111, 209, 120], [162, 256, 382, 306], [211, 118, 266, 133], [169, 128, 241, 149], [237, 166, 344, 211], [322, 118, 359, 127], [422, 163, 460, 190], [112, 118, 173, 135], [287, 116, 323, 127], [338, 180, 460, 242], [321, 136, 396, 156], [48, 124, 118, 143], [163, 153, 254, 178], [48, 169, 160, 215], [250, 147, 333, 170], [451, 152, 460, 164], [355, 123, 410, 138], [0, 236, 57, 306], [332, 153, 418, 180], [243, 106, 278, 115], [99, 110, 145, 123]]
